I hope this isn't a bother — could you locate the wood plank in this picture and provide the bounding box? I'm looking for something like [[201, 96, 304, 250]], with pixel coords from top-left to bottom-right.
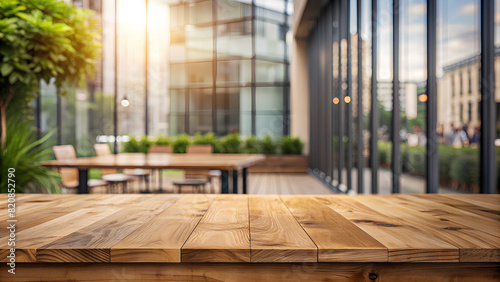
[[182, 195, 250, 262], [249, 195, 317, 262], [3, 263, 500, 282], [281, 195, 387, 262], [318, 195, 459, 262], [0, 195, 138, 262], [354, 195, 500, 262], [111, 194, 213, 263], [442, 194, 500, 211], [38, 196, 178, 263], [249, 155, 308, 173], [388, 195, 500, 238], [42, 153, 265, 171], [413, 194, 500, 221]]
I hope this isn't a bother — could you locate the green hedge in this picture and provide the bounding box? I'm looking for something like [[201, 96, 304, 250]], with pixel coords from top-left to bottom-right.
[[379, 141, 500, 189], [122, 133, 304, 155]]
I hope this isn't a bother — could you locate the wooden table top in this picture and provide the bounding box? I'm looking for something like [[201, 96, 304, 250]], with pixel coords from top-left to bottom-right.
[[1, 194, 498, 264], [41, 153, 265, 170]]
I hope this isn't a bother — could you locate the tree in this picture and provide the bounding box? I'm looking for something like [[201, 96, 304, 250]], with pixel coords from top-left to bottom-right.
[[0, 0, 100, 146]]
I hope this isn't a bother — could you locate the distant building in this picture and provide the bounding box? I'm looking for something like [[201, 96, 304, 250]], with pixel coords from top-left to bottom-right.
[[438, 47, 500, 134]]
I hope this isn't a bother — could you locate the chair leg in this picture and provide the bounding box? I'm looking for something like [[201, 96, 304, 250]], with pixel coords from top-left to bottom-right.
[[159, 170, 163, 192], [122, 181, 127, 194], [144, 175, 150, 192]]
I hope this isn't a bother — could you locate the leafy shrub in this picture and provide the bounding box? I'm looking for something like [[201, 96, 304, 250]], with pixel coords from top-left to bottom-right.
[[122, 137, 140, 153], [193, 132, 220, 152], [280, 136, 304, 155], [172, 134, 191, 153], [261, 135, 277, 154], [244, 135, 262, 153], [220, 133, 242, 153], [438, 145, 458, 181], [156, 135, 171, 145], [407, 146, 426, 176], [451, 154, 479, 185], [0, 117, 61, 193], [138, 136, 152, 153], [378, 141, 392, 167]]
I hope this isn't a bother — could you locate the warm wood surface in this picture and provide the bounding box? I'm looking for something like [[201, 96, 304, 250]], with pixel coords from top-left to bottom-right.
[[0, 194, 498, 264], [41, 153, 265, 170]]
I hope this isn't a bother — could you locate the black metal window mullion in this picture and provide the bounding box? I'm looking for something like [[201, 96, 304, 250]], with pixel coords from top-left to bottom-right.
[[337, 0, 344, 189], [370, 0, 379, 193], [251, 0, 256, 136], [480, 0, 497, 193], [346, 0, 353, 193], [145, 0, 149, 136], [426, 0, 438, 193], [357, 0, 364, 194], [113, 0, 118, 154], [392, 0, 401, 193], [212, 0, 218, 134], [283, 0, 289, 136]]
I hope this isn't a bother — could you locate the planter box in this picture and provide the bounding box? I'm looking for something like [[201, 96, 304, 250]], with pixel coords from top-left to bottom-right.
[[249, 155, 308, 173]]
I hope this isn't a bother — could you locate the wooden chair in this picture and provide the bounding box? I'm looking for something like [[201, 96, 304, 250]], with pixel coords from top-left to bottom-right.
[[185, 145, 219, 193], [53, 145, 108, 193], [148, 145, 173, 192], [93, 144, 130, 193]]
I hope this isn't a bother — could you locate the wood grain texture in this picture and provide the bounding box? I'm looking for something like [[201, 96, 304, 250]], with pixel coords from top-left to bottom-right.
[[111, 194, 213, 263], [38, 196, 177, 262], [354, 195, 500, 262], [414, 194, 500, 221], [281, 195, 387, 262], [318, 195, 459, 262], [249, 155, 308, 173], [442, 194, 500, 211], [388, 195, 500, 239], [182, 195, 250, 262], [249, 195, 317, 262], [2, 263, 499, 282], [2, 194, 499, 266]]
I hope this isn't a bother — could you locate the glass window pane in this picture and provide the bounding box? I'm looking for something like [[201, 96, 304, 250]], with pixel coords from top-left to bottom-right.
[[170, 90, 186, 113], [255, 0, 285, 13], [186, 25, 213, 61], [256, 6, 285, 24], [437, 0, 481, 193], [217, 0, 252, 22], [256, 87, 283, 111], [216, 113, 240, 136], [187, 62, 213, 87], [189, 115, 213, 134], [255, 60, 285, 83], [170, 5, 184, 28], [189, 89, 212, 113], [170, 64, 186, 87], [169, 114, 185, 136], [255, 114, 283, 137], [216, 87, 242, 110], [255, 20, 285, 60], [40, 79, 58, 146], [217, 21, 252, 59], [186, 0, 212, 25], [217, 60, 252, 86]]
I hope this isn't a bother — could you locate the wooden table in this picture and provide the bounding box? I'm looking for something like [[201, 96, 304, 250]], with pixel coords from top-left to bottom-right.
[[41, 153, 265, 194], [0, 194, 498, 281]]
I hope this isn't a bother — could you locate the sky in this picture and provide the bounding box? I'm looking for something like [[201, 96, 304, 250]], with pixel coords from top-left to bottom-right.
[[353, 0, 495, 83]]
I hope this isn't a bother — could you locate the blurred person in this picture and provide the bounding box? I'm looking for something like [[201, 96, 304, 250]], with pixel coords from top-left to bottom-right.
[[470, 126, 480, 145]]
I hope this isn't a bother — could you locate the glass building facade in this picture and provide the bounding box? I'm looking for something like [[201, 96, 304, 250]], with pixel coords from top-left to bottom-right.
[[304, 0, 498, 194], [35, 0, 292, 157], [168, 0, 293, 136]]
